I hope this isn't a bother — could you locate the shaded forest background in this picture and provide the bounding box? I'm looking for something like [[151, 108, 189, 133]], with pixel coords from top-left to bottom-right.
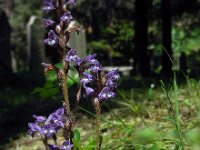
[[1, 0, 200, 81]]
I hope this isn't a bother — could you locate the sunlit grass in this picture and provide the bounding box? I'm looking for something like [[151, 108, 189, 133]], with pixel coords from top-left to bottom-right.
[[2, 78, 200, 150]]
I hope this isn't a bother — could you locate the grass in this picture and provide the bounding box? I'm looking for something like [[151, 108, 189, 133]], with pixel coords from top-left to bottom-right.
[[1, 77, 200, 150]]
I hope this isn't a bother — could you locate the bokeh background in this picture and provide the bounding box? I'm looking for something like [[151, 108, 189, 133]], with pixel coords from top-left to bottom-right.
[[0, 0, 200, 149]]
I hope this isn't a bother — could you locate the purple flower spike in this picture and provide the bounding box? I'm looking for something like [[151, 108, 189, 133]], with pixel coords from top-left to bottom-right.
[[98, 87, 115, 100], [43, 0, 55, 13], [61, 140, 74, 150], [42, 19, 55, 28], [60, 11, 73, 24], [44, 30, 59, 47], [48, 144, 60, 150], [65, 49, 81, 63]]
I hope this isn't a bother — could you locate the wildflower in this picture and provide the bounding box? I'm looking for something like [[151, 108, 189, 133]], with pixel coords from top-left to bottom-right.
[[45, 107, 65, 128], [60, 12, 73, 24], [84, 86, 95, 96], [81, 54, 97, 65], [44, 30, 59, 47], [27, 122, 41, 137], [98, 87, 115, 100], [90, 64, 102, 73], [43, 0, 56, 13], [42, 19, 55, 28], [80, 72, 93, 85], [79, 54, 102, 72], [65, 49, 81, 63], [105, 69, 120, 81], [105, 79, 118, 89], [61, 140, 74, 150], [40, 124, 58, 138], [28, 107, 65, 138], [33, 115, 46, 123]]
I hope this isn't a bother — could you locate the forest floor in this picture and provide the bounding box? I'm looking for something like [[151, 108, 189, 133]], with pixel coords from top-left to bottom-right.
[[1, 77, 200, 150]]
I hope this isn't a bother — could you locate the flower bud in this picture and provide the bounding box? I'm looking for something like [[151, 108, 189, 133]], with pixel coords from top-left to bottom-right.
[[56, 25, 62, 34]]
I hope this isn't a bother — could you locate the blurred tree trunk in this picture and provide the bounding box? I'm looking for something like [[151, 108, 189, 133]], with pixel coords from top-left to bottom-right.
[[133, 0, 150, 77], [161, 0, 173, 77], [106, 0, 115, 26]]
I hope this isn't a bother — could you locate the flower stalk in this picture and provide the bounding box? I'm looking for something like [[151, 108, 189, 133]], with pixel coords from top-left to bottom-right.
[[94, 98, 102, 150], [61, 61, 71, 115]]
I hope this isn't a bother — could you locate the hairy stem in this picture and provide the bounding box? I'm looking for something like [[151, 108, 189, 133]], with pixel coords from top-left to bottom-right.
[[94, 98, 102, 150], [62, 61, 71, 115]]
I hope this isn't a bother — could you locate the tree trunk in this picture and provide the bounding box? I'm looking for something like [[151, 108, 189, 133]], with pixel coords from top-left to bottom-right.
[[133, 0, 150, 77], [161, 0, 173, 77]]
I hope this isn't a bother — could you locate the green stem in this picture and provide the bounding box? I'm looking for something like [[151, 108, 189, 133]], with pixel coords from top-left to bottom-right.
[[173, 73, 184, 149]]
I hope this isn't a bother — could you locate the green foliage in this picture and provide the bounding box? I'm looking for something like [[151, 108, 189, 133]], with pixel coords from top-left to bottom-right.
[[172, 26, 200, 56], [33, 64, 79, 99], [72, 129, 96, 150], [88, 20, 134, 59]]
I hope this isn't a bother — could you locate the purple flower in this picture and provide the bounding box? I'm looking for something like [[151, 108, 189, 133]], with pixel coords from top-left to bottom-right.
[[61, 140, 74, 150], [98, 87, 115, 100], [43, 0, 56, 13], [60, 12, 73, 24], [28, 107, 65, 138], [84, 86, 94, 96], [90, 64, 102, 73], [79, 53, 102, 72], [48, 144, 60, 150], [64, 0, 76, 6], [33, 115, 46, 123], [44, 30, 59, 47], [105, 79, 118, 89], [46, 107, 65, 128], [55, 107, 65, 115], [65, 49, 81, 63], [40, 124, 58, 138], [80, 72, 93, 85], [28, 123, 41, 137], [82, 54, 97, 64], [42, 19, 55, 28], [105, 69, 120, 81]]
